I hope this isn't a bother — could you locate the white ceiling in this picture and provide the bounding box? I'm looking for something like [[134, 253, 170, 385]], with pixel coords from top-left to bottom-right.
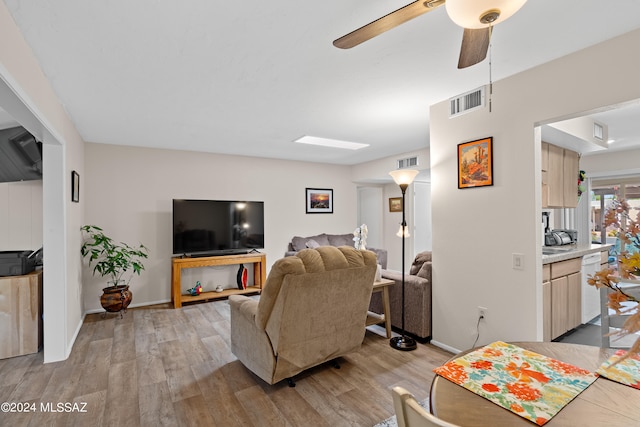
[[3, 0, 640, 165]]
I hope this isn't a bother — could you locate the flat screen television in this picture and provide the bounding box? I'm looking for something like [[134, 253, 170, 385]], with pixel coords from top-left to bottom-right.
[[173, 199, 264, 256]]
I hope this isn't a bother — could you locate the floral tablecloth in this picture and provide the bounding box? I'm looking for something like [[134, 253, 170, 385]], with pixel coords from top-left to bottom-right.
[[597, 349, 640, 389], [433, 341, 597, 426]]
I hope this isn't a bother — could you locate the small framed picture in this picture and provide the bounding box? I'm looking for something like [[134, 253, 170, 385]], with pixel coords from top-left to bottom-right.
[[389, 197, 402, 212], [306, 188, 333, 214], [71, 171, 80, 202], [458, 137, 493, 189]]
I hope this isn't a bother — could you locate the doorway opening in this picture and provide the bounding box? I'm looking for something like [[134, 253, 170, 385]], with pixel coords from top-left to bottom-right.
[[590, 177, 640, 257]]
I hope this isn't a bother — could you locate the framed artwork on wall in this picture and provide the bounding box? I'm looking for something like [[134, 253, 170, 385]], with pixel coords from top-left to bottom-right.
[[71, 170, 80, 202], [306, 188, 333, 213], [457, 137, 493, 189], [389, 197, 402, 212]]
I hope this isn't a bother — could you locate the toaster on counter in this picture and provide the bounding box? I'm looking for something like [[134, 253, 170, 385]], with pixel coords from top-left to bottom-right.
[[545, 229, 577, 246]]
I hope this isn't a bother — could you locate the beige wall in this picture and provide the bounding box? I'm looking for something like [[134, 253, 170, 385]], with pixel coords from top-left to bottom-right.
[[0, 180, 42, 251], [430, 29, 640, 352], [580, 149, 640, 178], [351, 148, 430, 183], [352, 148, 431, 271], [83, 143, 360, 311], [1, 1, 86, 362]]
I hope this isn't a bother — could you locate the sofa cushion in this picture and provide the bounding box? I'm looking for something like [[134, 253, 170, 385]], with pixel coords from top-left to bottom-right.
[[305, 239, 320, 249], [410, 251, 432, 275], [327, 233, 354, 247], [416, 261, 431, 280], [291, 234, 330, 251]]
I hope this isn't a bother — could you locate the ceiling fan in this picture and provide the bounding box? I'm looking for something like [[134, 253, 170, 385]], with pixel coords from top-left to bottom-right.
[[333, 0, 527, 69]]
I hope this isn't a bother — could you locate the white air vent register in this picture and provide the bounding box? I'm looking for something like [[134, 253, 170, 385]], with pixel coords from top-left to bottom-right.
[[397, 156, 418, 169], [450, 86, 486, 117]]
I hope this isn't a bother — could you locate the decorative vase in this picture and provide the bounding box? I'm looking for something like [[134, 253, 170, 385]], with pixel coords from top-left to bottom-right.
[[237, 264, 247, 290], [100, 284, 132, 314]]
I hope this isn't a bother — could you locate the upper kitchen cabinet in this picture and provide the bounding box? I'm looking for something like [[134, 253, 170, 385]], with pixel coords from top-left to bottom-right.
[[562, 149, 579, 208], [541, 116, 609, 208], [541, 142, 579, 208]]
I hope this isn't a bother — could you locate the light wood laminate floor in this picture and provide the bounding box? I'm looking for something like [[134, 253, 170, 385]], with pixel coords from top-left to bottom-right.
[[0, 299, 452, 427]]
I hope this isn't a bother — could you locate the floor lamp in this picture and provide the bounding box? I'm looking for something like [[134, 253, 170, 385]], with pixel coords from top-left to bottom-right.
[[389, 169, 419, 351]]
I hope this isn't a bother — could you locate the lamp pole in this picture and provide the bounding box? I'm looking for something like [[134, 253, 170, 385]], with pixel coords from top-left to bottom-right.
[[389, 169, 419, 351]]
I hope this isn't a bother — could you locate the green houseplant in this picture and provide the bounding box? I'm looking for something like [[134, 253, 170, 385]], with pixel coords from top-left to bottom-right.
[[80, 225, 149, 314]]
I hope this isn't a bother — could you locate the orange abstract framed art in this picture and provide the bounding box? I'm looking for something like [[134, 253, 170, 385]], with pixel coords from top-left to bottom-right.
[[457, 137, 493, 189]]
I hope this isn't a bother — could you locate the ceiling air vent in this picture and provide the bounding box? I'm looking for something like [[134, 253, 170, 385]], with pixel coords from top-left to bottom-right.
[[449, 86, 486, 118], [397, 156, 418, 169], [593, 122, 604, 140]]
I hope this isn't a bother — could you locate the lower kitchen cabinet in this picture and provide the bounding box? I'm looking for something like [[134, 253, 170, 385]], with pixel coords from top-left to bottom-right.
[[543, 258, 582, 341], [543, 265, 551, 341], [567, 272, 581, 330]]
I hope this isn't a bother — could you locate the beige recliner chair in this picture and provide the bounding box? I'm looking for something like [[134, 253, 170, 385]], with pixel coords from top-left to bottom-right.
[[229, 246, 377, 386]]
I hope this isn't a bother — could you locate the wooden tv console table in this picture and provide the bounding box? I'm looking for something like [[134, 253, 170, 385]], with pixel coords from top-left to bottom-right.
[[171, 252, 267, 308]]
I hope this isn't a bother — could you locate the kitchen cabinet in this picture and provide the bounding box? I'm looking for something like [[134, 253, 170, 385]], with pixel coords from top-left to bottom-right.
[[0, 270, 42, 359], [567, 272, 581, 331], [542, 264, 552, 341], [541, 142, 549, 172], [541, 142, 579, 208], [543, 257, 581, 340]]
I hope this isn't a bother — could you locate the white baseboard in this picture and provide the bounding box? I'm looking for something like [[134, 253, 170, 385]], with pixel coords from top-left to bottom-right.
[[65, 312, 86, 358], [84, 298, 172, 315], [430, 340, 461, 355]]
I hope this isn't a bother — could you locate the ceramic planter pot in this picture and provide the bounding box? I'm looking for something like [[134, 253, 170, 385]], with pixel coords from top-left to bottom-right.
[[100, 284, 132, 313]]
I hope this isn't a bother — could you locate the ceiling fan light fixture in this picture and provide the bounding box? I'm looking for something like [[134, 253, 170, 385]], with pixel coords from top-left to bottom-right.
[[480, 9, 501, 25], [446, 0, 527, 29]]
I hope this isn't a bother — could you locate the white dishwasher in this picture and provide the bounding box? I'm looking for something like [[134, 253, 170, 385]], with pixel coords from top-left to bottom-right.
[[581, 252, 602, 323]]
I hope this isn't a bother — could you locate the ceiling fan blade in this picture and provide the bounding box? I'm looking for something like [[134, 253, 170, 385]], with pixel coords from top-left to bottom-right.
[[457, 27, 491, 69], [333, 0, 445, 49]]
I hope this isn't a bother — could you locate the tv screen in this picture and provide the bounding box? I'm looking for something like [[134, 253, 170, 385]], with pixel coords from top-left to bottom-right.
[[173, 199, 264, 256]]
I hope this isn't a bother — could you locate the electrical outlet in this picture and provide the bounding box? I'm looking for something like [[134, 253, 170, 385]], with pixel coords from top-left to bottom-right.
[[478, 306, 487, 320]]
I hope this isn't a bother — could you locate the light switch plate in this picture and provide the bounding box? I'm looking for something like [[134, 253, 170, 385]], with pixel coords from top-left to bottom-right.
[[513, 253, 524, 270]]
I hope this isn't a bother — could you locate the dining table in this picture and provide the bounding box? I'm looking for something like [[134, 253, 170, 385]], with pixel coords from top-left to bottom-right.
[[429, 342, 640, 426]]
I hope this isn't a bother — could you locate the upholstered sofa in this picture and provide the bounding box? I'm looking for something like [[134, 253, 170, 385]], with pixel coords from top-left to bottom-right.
[[285, 233, 387, 269], [369, 251, 432, 342], [229, 246, 377, 385]]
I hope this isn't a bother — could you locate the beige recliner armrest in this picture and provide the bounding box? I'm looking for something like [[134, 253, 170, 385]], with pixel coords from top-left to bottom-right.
[[229, 295, 277, 383]]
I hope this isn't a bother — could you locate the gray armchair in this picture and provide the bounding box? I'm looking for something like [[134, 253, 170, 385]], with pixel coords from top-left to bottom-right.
[[369, 251, 432, 341]]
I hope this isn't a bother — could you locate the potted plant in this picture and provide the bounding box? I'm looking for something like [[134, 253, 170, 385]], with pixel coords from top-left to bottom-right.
[[80, 225, 149, 315]]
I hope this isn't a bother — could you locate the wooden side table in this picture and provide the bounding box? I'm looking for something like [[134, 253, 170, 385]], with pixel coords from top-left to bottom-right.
[[367, 278, 394, 338]]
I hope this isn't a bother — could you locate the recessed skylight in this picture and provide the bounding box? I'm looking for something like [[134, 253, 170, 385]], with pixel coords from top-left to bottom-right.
[[294, 135, 369, 150]]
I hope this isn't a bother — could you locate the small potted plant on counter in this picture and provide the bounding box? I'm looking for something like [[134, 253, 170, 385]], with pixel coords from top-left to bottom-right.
[[80, 225, 149, 316]]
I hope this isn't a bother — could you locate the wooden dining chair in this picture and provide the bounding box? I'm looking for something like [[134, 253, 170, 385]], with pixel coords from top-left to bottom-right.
[[392, 386, 460, 427]]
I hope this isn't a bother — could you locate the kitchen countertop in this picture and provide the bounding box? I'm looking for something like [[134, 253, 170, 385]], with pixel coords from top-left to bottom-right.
[[542, 243, 612, 264]]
